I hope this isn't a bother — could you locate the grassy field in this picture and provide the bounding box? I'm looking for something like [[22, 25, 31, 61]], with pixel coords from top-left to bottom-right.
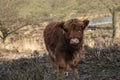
[[1, 0, 120, 22]]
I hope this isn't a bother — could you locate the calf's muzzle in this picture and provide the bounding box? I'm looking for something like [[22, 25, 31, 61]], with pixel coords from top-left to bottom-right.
[[70, 38, 79, 45]]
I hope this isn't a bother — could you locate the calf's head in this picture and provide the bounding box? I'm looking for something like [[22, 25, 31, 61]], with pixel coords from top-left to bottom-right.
[[58, 19, 89, 46]]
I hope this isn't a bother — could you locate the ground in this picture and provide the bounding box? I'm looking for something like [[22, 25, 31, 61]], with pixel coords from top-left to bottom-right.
[[0, 24, 120, 80]]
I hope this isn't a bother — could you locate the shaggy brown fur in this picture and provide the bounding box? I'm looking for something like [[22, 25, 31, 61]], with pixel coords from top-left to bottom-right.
[[43, 19, 89, 78]]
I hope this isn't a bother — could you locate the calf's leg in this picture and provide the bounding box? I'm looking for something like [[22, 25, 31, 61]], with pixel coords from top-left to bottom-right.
[[57, 59, 69, 80], [71, 61, 80, 80]]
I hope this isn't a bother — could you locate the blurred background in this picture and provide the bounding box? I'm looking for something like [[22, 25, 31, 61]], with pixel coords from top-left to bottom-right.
[[0, 0, 120, 80]]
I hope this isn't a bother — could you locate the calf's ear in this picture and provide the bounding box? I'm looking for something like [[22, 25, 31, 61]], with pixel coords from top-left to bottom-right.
[[57, 21, 64, 29], [83, 19, 89, 29], [57, 21, 68, 33]]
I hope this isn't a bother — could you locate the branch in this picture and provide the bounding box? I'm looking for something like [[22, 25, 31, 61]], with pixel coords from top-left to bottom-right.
[[0, 35, 3, 39], [8, 22, 27, 35], [111, 0, 119, 7], [99, 0, 113, 14]]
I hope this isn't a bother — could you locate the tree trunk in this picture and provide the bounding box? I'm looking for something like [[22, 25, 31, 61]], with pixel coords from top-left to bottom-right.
[[112, 8, 116, 38], [115, 11, 120, 38], [112, 9, 120, 39]]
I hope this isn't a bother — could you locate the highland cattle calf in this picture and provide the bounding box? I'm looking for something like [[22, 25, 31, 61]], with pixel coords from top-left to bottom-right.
[[43, 18, 89, 79]]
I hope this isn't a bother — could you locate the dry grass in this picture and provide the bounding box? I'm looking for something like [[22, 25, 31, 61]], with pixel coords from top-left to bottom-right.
[[0, 25, 45, 52]]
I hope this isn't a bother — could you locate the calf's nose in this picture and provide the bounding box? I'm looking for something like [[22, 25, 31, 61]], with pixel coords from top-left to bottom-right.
[[70, 38, 79, 45]]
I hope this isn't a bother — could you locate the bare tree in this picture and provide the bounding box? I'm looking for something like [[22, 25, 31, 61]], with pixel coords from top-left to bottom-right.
[[99, 0, 120, 39], [0, 0, 32, 43], [0, 19, 28, 42]]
